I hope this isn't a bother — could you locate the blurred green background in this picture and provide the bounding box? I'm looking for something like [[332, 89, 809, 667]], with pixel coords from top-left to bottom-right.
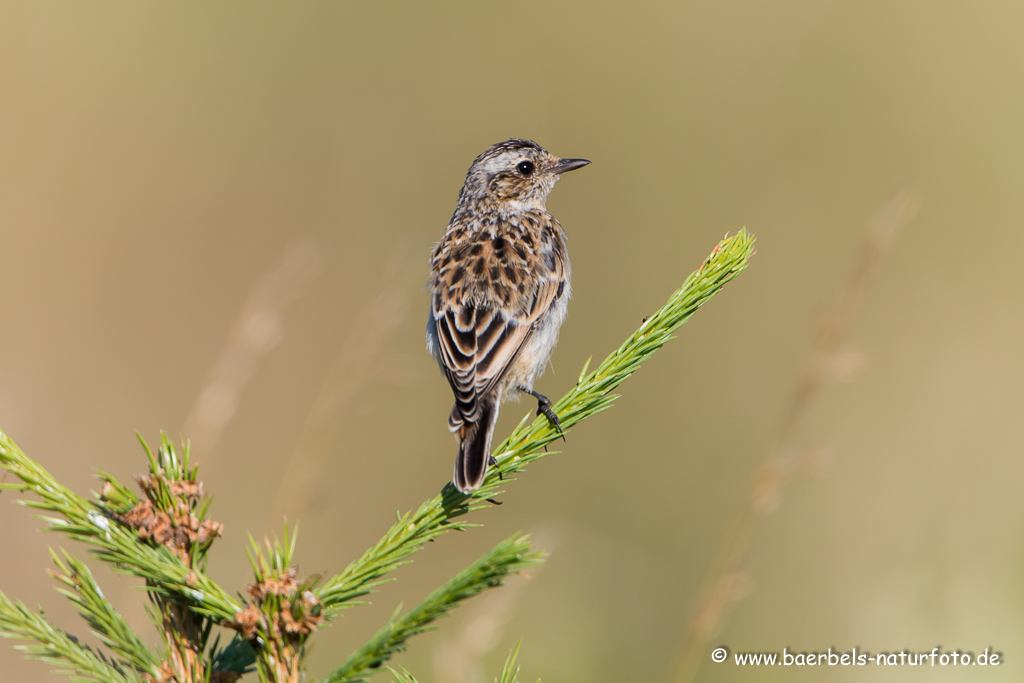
[[2, 1, 1023, 681]]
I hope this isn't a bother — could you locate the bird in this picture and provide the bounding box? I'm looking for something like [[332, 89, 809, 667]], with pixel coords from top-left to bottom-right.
[[427, 138, 590, 493]]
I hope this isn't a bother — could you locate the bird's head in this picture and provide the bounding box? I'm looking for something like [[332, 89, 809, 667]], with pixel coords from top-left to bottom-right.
[[458, 139, 589, 209]]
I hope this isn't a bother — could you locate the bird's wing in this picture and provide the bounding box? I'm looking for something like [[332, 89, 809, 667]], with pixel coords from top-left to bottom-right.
[[432, 248, 566, 429]]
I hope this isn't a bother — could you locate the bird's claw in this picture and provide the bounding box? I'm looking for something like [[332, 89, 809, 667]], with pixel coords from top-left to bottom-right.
[[520, 386, 566, 442], [537, 403, 565, 441]]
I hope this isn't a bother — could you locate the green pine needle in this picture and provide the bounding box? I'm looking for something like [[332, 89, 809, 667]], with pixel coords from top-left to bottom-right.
[[385, 641, 530, 683], [387, 667, 419, 683], [322, 533, 545, 683], [497, 640, 523, 683], [0, 588, 142, 683], [47, 549, 162, 677]]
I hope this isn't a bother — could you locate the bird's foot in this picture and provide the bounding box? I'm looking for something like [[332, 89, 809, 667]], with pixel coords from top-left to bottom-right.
[[518, 386, 566, 441]]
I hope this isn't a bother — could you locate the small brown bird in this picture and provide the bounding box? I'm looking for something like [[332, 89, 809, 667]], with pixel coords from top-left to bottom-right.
[[427, 139, 589, 492]]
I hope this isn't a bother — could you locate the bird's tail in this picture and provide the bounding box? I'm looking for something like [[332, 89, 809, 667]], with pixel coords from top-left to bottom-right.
[[453, 398, 500, 493]]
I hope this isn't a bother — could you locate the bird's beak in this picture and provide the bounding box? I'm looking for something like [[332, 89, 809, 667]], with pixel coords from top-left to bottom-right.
[[551, 158, 591, 174]]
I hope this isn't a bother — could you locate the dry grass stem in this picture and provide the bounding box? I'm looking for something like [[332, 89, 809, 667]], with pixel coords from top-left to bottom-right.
[[269, 243, 418, 521], [668, 191, 920, 683], [183, 241, 321, 455]]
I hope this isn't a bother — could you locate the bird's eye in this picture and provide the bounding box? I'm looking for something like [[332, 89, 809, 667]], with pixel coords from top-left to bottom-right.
[[516, 160, 535, 176]]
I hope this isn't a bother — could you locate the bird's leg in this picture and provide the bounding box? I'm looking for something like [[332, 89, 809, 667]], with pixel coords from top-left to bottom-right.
[[486, 455, 503, 504], [518, 386, 565, 441]]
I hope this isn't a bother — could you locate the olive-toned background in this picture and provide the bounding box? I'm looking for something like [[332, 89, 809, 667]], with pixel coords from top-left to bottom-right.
[[2, 2, 1022, 681]]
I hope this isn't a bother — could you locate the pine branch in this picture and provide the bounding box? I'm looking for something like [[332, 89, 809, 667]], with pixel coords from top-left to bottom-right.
[[0, 433, 241, 622], [236, 524, 324, 683], [322, 533, 545, 683], [0, 588, 141, 683], [315, 230, 756, 615], [47, 549, 162, 677]]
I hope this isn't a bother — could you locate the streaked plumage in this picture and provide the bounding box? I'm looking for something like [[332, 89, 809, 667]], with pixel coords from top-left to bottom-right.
[[427, 139, 589, 492]]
